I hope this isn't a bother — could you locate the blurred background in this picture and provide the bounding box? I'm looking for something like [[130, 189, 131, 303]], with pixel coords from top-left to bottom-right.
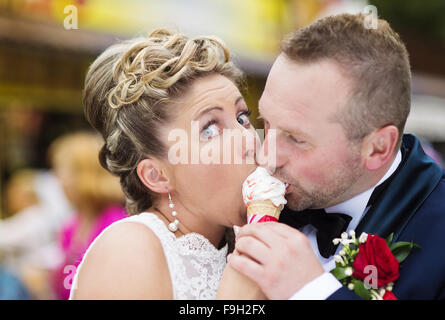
[[0, 0, 444, 299]]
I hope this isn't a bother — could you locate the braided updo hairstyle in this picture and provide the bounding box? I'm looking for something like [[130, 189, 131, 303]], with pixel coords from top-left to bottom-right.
[[83, 29, 245, 215]]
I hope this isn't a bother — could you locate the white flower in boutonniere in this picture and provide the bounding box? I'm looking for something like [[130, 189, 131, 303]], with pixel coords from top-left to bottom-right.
[[334, 255, 343, 264], [331, 232, 421, 300], [349, 230, 356, 240], [358, 232, 368, 244]]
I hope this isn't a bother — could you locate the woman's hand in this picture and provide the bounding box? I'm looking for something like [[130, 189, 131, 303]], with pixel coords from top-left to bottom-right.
[[227, 222, 324, 300], [216, 250, 267, 300]]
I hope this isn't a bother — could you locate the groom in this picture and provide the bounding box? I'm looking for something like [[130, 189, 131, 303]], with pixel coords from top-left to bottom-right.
[[228, 13, 445, 299]]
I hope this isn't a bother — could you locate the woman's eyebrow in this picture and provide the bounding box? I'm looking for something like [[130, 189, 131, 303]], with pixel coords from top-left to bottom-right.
[[193, 96, 244, 120], [235, 96, 244, 106], [193, 106, 223, 120]]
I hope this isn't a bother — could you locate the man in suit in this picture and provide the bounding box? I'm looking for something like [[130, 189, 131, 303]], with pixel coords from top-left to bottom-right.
[[227, 13, 445, 299]]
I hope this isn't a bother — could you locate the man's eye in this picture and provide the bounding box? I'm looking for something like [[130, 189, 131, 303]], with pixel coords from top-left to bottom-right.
[[288, 134, 299, 143], [200, 122, 220, 141]]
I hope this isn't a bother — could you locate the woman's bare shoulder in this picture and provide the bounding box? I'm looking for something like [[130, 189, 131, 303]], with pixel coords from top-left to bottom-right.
[[71, 221, 173, 299]]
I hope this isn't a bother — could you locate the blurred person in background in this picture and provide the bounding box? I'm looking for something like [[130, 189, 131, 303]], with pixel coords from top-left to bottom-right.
[[0, 265, 30, 300], [0, 168, 73, 299], [48, 131, 127, 300]]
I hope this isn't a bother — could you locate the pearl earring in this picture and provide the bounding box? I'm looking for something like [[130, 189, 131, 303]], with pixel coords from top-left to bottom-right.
[[167, 192, 179, 232]]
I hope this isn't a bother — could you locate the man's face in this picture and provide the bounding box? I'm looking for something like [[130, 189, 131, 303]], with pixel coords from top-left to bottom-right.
[[258, 54, 365, 211]]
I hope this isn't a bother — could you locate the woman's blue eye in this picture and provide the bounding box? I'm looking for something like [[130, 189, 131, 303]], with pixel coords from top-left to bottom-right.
[[201, 122, 220, 141]]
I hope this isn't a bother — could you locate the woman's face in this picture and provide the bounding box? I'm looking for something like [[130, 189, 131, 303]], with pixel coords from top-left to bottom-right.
[[161, 74, 258, 227]]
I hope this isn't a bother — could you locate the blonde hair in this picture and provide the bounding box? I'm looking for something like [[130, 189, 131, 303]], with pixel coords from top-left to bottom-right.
[[49, 131, 124, 213], [83, 29, 244, 215], [5, 169, 39, 215]]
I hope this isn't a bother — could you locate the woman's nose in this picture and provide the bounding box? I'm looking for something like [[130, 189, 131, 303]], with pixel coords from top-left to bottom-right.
[[256, 139, 272, 171], [256, 129, 281, 173], [241, 128, 259, 164]]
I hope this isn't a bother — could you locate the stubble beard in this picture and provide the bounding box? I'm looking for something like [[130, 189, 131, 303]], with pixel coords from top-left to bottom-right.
[[279, 150, 364, 212]]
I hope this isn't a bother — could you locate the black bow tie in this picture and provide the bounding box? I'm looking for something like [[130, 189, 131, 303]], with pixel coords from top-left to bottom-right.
[[289, 209, 352, 258]]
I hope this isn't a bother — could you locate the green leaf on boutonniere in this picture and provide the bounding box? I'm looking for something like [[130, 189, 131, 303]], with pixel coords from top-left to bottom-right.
[[352, 279, 372, 300], [385, 233, 394, 247], [331, 266, 350, 280], [390, 241, 422, 263]]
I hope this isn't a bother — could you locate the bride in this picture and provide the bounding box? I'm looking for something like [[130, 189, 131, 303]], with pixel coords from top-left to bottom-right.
[[70, 29, 260, 299]]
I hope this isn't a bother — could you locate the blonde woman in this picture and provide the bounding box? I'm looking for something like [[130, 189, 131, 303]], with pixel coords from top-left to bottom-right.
[[49, 131, 127, 299], [69, 30, 258, 299]]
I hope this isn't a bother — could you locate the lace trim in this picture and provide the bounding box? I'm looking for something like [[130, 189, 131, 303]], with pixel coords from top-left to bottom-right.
[[131, 212, 228, 299], [136, 212, 228, 256]]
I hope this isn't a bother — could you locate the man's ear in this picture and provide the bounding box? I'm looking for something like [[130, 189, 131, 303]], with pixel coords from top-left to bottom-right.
[[362, 125, 399, 171], [136, 158, 171, 194]]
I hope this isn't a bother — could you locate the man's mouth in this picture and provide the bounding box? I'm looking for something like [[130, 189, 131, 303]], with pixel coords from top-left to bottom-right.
[[285, 183, 291, 194]]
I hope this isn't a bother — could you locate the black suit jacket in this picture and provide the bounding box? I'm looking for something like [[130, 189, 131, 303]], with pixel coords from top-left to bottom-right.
[[280, 134, 445, 299]]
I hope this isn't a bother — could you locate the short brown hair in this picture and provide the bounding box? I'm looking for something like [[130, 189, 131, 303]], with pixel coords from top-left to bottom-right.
[[83, 29, 244, 215], [281, 13, 411, 147]]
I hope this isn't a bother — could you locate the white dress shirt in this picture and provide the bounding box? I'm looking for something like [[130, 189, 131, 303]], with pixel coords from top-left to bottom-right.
[[289, 150, 402, 300]]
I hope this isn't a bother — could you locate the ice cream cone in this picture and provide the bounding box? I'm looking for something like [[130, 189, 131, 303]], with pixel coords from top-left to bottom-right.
[[247, 200, 283, 221]]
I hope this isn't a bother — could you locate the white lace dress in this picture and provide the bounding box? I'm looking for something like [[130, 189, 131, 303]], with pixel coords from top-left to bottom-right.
[[69, 212, 228, 300]]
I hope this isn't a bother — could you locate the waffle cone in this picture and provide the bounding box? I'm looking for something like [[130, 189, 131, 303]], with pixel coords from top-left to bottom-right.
[[247, 200, 283, 220]]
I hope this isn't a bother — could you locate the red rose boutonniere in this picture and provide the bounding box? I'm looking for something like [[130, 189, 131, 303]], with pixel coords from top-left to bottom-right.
[[330, 231, 421, 300]]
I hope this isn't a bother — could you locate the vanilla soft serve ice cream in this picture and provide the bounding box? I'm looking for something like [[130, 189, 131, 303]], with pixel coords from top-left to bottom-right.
[[242, 167, 287, 223]]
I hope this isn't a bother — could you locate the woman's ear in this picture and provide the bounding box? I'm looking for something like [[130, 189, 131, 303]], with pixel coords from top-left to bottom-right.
[[136, 158, 171, 194], [362, 125, 399, 171]]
